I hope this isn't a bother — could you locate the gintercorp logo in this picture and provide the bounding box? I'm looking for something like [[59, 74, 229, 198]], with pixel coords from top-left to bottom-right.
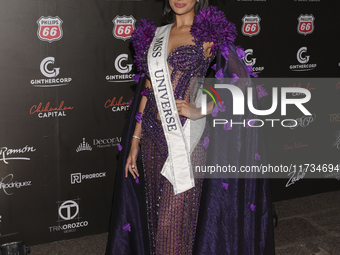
[[29, 101, 74, 118], [297, 14, 314, 35], [297, 47, 309, 64], [0, 145, 36, 164], [242, 15, 261, 37], [71, 172, 106, 184], [243, 49, 264, 74], [76, 138, 92, 152], [289, 47, 317, 72], [112, 15, 136, 40], [30, 57, 72, 87], [37, 16, 63, 43], [104, 96, 131, 112], [40, 57, 59, 77], [49, 198, 89, 234], [106, 54, 134, 83]]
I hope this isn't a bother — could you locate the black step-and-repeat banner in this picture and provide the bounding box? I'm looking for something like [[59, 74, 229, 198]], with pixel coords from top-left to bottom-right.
[[0, 0, 339, 246]]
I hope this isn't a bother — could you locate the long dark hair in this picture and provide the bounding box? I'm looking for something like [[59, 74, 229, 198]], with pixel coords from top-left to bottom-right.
[[163, 0, 209, 24]]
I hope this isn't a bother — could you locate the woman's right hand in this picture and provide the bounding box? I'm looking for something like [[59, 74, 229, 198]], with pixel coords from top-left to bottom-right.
[[125, 140, 140, 179]]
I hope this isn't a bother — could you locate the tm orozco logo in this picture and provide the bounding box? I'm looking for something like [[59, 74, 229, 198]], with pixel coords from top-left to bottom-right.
[[0, 145, 36, 164], [243, 49, 264, 74], [290, 47, 317, 72], [200, 84, 312, 128], [37, 16, 63, 43], [242, 15, 261, 37], [112, 15, 136, 40], [71, 172, 106, 184], [297, 14, 314, 36], [76, 138, 92, 152], [30, 57, 72, 87], [49, 198, 89, 233], [106, 54, 134, 82]]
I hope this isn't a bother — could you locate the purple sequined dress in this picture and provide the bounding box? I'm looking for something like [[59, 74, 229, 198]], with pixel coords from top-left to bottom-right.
[[105, 7, 275, 255], [137, 31, 214, 254]]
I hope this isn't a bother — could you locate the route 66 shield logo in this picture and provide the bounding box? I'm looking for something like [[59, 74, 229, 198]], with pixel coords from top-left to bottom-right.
[[37, 16, 63, 43], [297, 14, 314, 36], [242, 15, 261, 37], [112, 15, 136, 41]]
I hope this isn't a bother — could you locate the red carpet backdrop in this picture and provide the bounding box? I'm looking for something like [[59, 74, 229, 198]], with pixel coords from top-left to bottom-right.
[[0, 0, 339, 246]]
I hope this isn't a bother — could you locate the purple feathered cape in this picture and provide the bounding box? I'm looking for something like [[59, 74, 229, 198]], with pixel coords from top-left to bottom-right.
[[106, 6, 275, 255]]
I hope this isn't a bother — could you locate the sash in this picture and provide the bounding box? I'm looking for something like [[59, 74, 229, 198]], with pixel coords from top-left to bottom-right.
[[147, 24, 206, 194]]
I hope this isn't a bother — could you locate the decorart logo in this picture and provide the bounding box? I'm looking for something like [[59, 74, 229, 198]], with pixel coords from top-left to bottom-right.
[[112, 15, 136, 40], [106, 54, 134, 83], [29, 101, 74, 118], [0, 174, 32, 195], [0, 145, 36, 164], [49, 198, 89, 234], [289, 47, 317, 72], [70, 172, 106, 184], [30, 57, 72, 87], [242, 15, 261, 37], [243, 49, 264, 74], [76, 138, 92, 153], [93, 137, 122, 148], [37, 16, 63, 43], [105, 96, 131, 112], [297, 14, 314, 35]]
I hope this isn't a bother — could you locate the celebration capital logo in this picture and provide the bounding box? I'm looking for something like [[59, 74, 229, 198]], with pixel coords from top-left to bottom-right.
[[242, 14, 261, 37], [37, 16, 63, 43], [112, 15, 136, 41], [297, 14, 315, 36]]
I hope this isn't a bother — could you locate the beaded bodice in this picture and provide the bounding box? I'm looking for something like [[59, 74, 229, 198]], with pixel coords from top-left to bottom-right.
[[141, 39, 214, 158]]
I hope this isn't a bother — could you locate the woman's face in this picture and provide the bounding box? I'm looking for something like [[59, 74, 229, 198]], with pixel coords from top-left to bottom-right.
[[169, 0, 196, 16]]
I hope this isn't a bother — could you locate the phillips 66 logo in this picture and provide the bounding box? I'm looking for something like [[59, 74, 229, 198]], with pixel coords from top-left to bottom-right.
[[112, 15, 136, 40], [297, 14, 314, 36], [242, 15, 261, 37], [37, 16, 63, 43]]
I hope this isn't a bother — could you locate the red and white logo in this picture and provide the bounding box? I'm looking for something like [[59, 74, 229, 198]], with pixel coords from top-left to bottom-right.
[[112, 15, 136, 40], [297, 14, 314, 36], [242, 15, 261, 37], [37, 16, 63, 43]]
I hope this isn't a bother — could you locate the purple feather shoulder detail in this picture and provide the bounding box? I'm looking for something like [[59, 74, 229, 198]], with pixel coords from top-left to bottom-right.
[[190, 6, 237, 54], [131, 19, 157, 73]]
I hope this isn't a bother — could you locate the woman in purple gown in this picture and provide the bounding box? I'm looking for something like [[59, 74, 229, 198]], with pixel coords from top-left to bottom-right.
[[106, 1, 275, 254]]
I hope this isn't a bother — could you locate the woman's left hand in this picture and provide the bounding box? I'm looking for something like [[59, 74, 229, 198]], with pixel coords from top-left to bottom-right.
[[175, 100, 201, 120]]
